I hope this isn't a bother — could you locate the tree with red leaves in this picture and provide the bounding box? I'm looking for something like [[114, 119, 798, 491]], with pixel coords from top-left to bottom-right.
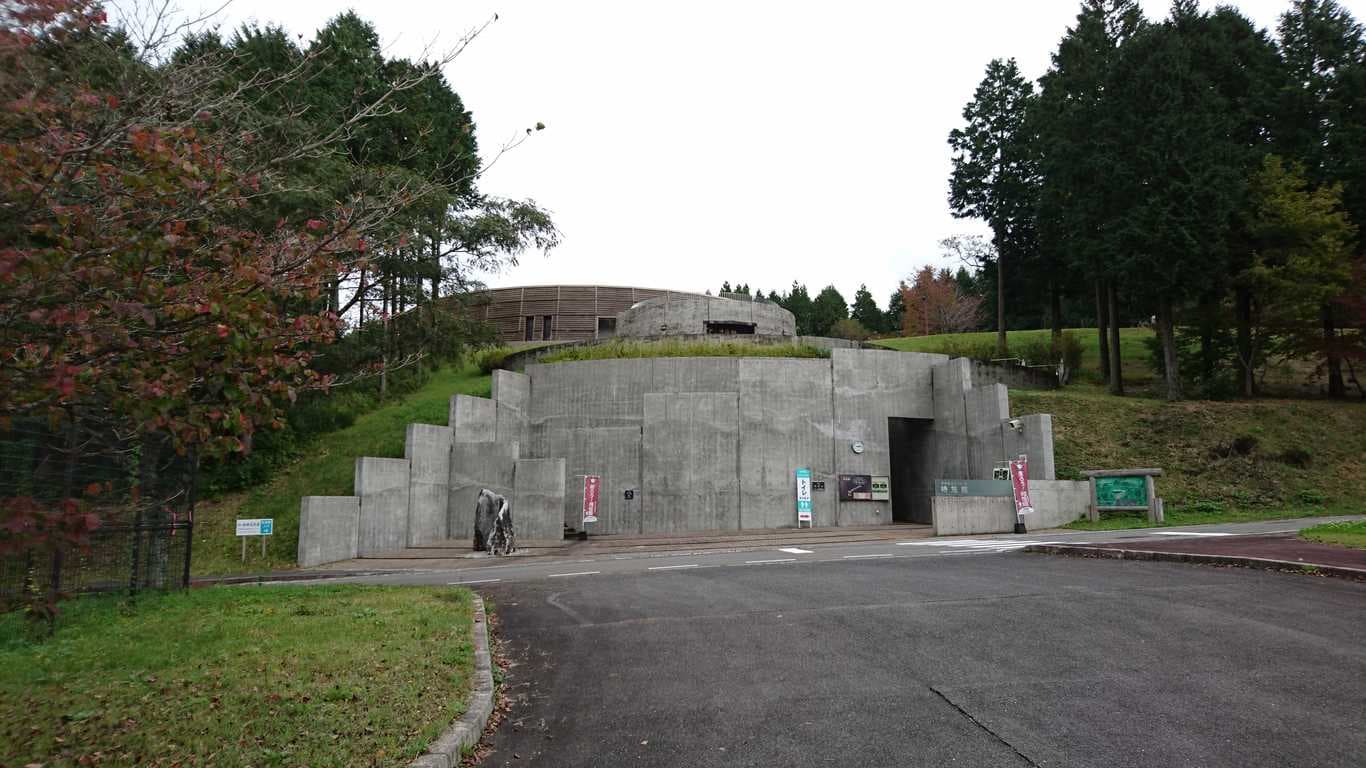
[[899, 266, 984, 338]]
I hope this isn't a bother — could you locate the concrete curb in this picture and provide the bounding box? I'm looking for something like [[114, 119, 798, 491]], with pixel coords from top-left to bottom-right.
[[411, 594, 496, 768], [1024, 544, 1366, 581]]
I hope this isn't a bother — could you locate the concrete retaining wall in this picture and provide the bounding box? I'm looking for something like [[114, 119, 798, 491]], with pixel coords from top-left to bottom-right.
[[513, 458, 567, 544], [642, 392, 741, 532], [298, 347, 1064, 563], [298, 496, 360, 567], [355, 457, 410, 555], [449, 394, 497, 443], [405, 423, 452, 545], [449, 441, 519, 542]]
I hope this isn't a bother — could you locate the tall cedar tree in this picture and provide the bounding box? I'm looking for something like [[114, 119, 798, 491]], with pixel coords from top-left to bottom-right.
[[948, 58, 1040, 356], [1103, 2, 1267, 400], [1276, 0, 1366, 396], [850, 285, 886, 334], [1036, 0, 1145, 392]]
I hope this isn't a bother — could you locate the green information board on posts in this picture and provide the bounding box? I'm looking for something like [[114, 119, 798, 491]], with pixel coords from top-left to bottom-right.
[[1095, 476, 1147, 508]]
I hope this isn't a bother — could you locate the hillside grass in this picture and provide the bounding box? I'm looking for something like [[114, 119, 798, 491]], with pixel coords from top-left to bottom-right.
[[0, 586, 474, 768], [871, 327, 1157, 388], [538, 338, 831, 363], [192, 365, 491, 575], [1009, 385, 1366, 530], [1299, 519, 1366, 549]]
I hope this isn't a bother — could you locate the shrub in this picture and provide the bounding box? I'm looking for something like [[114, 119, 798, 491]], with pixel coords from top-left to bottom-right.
[[475, 346, 514, 375], [538, 339, 830, 363], [1297, 489, 1327, 505], [1181, 499, 1227, 516], [830, 318, 872, 342]]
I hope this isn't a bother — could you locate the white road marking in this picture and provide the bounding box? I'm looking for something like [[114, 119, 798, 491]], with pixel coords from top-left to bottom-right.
[[648, 564, 700, 571], [780, 547, 814, 554], [448, 578, 501, 585], [897, 539, 1064, 552], [548, 571, 601, 578], [843, 553, 894, 559], [746, 558, 797, 564], [1148, 531, 1234, 537]]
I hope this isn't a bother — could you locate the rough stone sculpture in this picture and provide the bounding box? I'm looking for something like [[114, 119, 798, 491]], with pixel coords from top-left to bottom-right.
[[473, 488, 515, 555]]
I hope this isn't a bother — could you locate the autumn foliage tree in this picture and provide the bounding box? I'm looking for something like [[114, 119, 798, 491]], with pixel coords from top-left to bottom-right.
[[898, 266, 984, 337], [0, 0, 476, 615]]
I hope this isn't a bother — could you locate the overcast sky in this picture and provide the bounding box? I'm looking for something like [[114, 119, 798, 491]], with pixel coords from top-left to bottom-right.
[[182, 0, 1320, 309]]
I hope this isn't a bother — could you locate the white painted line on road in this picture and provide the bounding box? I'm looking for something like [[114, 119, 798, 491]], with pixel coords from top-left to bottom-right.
[[648, 564, 700, 571], [844, 553, 894, 559], [548, 571, 601, 578], [746, 558, 796, 564], [780, 547, 813, 554], [448, 578, 501, 585], [1148, 531, 1234, 537]]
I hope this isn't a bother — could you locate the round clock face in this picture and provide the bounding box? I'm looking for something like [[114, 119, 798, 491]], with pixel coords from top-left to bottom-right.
[[851, 440, 865, 455]]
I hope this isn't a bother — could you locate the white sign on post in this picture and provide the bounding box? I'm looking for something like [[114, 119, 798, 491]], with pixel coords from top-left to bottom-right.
[[236, 518, 273, 562], [236, 518, 273, 537]]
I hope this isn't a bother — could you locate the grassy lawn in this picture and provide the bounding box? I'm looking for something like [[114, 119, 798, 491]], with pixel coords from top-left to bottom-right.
[[193, 365, 491, 575], [871, 327, 1157, 389], [1299, 519, 1366, 549], [538, 338, 831, 363], [0, 585, 474, 768], [1006, 386, 1366, 531]]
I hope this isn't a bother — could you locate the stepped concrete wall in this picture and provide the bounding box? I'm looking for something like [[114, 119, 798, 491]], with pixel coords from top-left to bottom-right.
[[298, 348, 1060, 566]]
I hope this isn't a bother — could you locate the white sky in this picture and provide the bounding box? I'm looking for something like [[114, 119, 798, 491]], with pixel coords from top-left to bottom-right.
[[184, 0, 1326, 309]]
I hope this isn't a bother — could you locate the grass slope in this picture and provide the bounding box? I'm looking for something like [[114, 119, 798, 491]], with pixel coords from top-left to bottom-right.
[[539, 339, 831, 363], [0, 586, 474, 768], [1010, 385, 1366, 529], [1299, 519, 1366, 549], [193, 366, 491, 575], [871, 327, 1157, 388]]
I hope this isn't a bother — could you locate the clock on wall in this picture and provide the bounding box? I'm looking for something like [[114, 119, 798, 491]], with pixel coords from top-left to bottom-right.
[[850, 440, 865, 455]]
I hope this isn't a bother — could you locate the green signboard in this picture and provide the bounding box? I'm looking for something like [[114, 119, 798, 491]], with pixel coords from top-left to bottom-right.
[[1096, 476, 1147, 508]]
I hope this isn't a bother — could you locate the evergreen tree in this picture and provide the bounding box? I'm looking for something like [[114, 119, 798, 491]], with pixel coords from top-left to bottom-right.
[[780, 283, 815, 335], [1276, 0, 1365, 397], [886, 286, 906, 335], [1103, 2, 1262, 399], [948, 58, 1040, 355], [810, 286, 850, 336], [1035, 0, 1145, 392], [850, 284, 885, 333]]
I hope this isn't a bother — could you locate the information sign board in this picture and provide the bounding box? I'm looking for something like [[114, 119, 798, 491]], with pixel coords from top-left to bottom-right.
[[795, 469, 813, 523], [1095, 476, 1147, 508]]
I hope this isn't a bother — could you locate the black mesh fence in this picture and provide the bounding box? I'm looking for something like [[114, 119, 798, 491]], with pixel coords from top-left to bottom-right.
[[0, 518, 193, 605]]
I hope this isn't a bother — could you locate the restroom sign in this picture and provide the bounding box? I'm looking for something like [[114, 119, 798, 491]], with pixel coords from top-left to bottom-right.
[[582, 475, 601, 524], [795, 468, 813, 524]]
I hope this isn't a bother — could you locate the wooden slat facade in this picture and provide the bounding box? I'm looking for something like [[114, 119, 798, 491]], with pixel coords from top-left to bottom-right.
[[470, 285, 704, 344]]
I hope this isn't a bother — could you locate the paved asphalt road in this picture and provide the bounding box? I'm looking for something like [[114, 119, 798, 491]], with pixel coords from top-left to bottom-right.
[[474, 549, 1364, 768], [272, 518, 1365, 766], [284, 517, 1365, 588]]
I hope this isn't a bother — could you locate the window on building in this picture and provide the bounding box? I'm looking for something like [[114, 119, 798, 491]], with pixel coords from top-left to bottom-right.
[[541, 315, 553, 340], [596, 317, 617, 339], [524, 316, 534, 341], [704, 321, 756, 335]]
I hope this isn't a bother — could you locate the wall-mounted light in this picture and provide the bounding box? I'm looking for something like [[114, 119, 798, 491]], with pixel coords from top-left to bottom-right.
[[1007, 418, 1023, 433]]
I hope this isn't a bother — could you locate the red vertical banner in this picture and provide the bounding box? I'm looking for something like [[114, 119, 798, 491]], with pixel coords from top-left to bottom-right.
[[582, 474, 601, 524], [1009, 455, 1033, 518]]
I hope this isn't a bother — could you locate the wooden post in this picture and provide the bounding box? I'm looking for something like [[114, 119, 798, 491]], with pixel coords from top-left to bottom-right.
[[1088, 476, 1099, 522], [1145, 475, 1159, 523]]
